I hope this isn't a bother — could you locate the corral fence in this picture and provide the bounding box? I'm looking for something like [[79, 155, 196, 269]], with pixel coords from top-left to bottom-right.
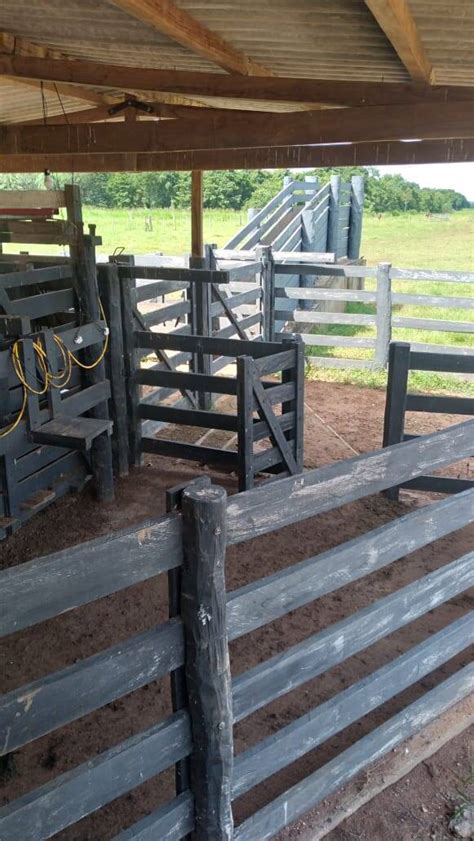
[[100, 255, 304, 488], [383, 341, 474, 498], [0, 420, 473, 840]]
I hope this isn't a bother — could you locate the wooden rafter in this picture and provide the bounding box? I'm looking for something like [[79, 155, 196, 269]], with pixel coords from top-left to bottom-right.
[[1, 101, 471, 156], [0, 55, 471, 108], [0, 32, 116, 106], [0, 139, 471, 173], [364, 0, 433, 83], [109, 0, 273, 76]]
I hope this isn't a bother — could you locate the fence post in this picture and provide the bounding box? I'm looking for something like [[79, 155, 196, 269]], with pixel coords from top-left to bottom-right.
[[374, 262, 392, 370], [114, 254, 142, 467], [257, 244, 275, 342], [97, 263, 129, 478], [282, 334, 305, 472], [236, 355, 255, 492], [190, 247, 212, 410], [348, 175, 365, 262], [327, 174, 341, 257], [383, 341, 411, 501], [181, 483, 234, 841]]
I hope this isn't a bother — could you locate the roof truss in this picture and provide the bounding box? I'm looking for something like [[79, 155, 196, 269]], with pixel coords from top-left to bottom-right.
[[364, 0, 433, 82]]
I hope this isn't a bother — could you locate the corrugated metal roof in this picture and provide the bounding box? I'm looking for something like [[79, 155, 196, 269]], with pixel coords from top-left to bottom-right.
[[0, 0, 472, 124]]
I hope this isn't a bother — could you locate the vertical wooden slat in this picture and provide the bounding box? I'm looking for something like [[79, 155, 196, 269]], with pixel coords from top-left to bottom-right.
[[327, 174, 341, 256], [97, 263, 129, 477], [181, 483, 234, 841], [257, 245, 275, 342], [237, 355, 255, 492], [283, 334, 305, 471], [383, 341, 411, 501], [191, 171, 203, 259], [348, 175, 365, 261], [116, 255, 142, 467], [374, 262, 392, 369]]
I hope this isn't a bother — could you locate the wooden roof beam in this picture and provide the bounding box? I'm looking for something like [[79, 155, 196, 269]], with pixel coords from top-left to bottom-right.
[[0, 55, 471, 108], [109, 0, 273, 76], [0, 140, 472, 173], [0, 31, 117, 106], [364, 0, 433, 83], [1, 102, 472, 156]]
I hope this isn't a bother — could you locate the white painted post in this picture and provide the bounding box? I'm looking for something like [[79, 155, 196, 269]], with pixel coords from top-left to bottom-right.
[[374, 262, 392, 369]]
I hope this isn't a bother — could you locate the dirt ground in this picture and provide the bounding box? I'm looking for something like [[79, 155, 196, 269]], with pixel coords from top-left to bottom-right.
[[0, 381, 472, 840]]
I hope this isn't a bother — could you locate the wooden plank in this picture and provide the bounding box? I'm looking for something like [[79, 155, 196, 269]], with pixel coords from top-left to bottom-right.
[[213, 312, 261, 340], [0, 620, 184, 754], [225, 419, 474, 545], [306, 357, 373, 370], [383, 342, 411, 500], [237, 356, 256, 492], [252, 412, 295, 444], [0, 712, 191, 841], [406, 394, 474, 415], [231, 552, 474, 721], [134, 329, 281, 359], [9, 288, 75, 318], [364, 0, 432, 82], [136, 369, 237, 396], [392, 292, 474, 309], [119, 265, 230, 284], [402, 475, 474, 494], [0, 189, 64, 209], [281, 287, 376, 303], [409, 351, 474, 373], [390, 267, 474, 283], [234, 665, 474, 840], [253, 349, 296, 376], [232, 614, 473, 798], [138, 404, 238, 432], [293, 311, 376, 326], [210, 287, 262, 318], [348, 175, 365, 260], [3, 140, 474, 174], [393, 316, 474, 332], [251, 361, 299, 475], [109, 0, 271, 75], [111, 792, 194, 841], [0, 264, 71, 288], [374, 262, 392, 368], [191, 169, 203, 257], [2, 103, 473, 156], [301, 334, 376, 349], [181, 485, 233, 840], [227, 488, 474, 640], [0, 515, 182, 637], [3, 57, 474, 108], [141, 436, 239, 466], [136, 280, 188, 303], [143, 299, 190, 327]]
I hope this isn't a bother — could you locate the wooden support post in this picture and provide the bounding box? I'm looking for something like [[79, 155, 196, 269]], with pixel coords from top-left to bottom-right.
[[97, 263, 129, 477], [115, 254, 142, 467], [191, 245, 213, 410], [348, 175, 365, 262], [327, 174, 341, 257], [257, 245, 275, 342], [181, 483, 234, 841], [237, 355, 255, 492], [65, 184, 114, 502], [374, 262, 392, 370], [383, 341, 411, 501], [166, 475, 211, 813], [283, 334, 305, 471], [301, 176, 320, 312], [191, 170, 204, 259]]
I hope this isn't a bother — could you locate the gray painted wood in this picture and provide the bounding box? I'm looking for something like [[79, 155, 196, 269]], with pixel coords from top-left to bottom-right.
[[406, 394, 474, 415], [232, 613, 473, 798], [409, 351, 474, 373], [226, 489, 474, 640], [348, 175, 365, 260], [390, 267, 474, 282], [136, 280, 188, 303], [281, 287, 376, 303], [232, 551, 474, 721], [111, 792, 195, 841], [300, 333, 375, 348], [393, 316, 474, 333], [0, 619, 184, 754], [234, 664, 474, 840], [392, 292, 474, 309], [327, 175, 341, 256], [0, 712, 191, 841], [134, 329, 283, 359], [293, 311, 376, 326], [0, 514, 182, 637], [118, 265, 230, 285], [251, 363, 299, 475], [181, 485, 234, 841], [237, 356, 254, 492], [226, 419, 474, 545]]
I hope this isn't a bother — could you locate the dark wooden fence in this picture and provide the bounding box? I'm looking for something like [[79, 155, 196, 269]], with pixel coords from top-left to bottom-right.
[[1, 420, 473, 840], [0, 185, 114, 537], [383, 341, 474, 498], [133, 330, 304, 491]]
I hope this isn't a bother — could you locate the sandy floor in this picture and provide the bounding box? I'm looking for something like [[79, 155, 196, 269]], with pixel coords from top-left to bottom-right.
[[0, 381, 472, 840]]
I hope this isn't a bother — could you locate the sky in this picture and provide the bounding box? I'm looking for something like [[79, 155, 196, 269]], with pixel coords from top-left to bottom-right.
[[375, 163, 474, 201]]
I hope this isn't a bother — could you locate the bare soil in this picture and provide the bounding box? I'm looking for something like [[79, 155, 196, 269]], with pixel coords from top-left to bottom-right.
[[0, 381, 472, 841]]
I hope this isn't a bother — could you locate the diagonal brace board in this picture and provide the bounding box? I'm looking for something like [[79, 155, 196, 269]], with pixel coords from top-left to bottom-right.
[[211, 284, 249, 341], [250, 360, 299, 475]]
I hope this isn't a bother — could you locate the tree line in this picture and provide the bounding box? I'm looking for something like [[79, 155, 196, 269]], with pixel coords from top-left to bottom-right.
[[0, 167, 469, 215]]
